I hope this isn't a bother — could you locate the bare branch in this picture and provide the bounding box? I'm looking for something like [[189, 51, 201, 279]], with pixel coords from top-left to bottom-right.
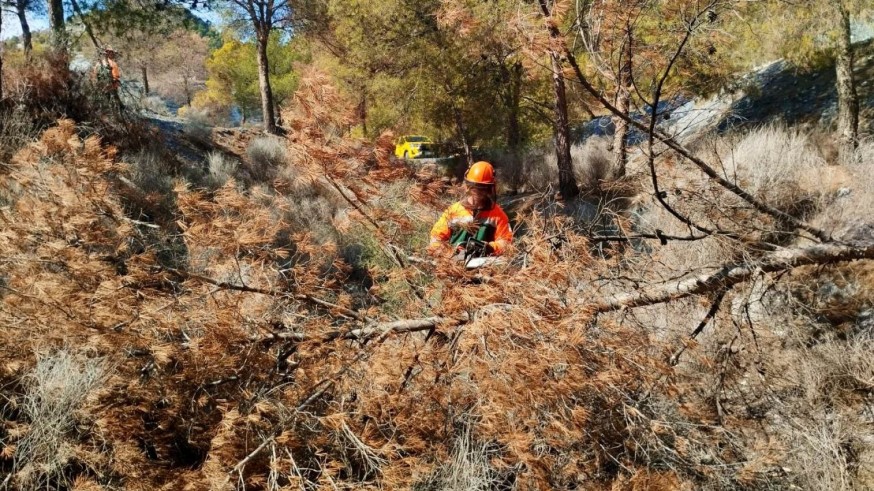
[[163, 267, 368, 321], [558, 39, 832, 242], [265, 316, 469, 343], [669, 288, 728, 365], [590, 242, 874, 313]]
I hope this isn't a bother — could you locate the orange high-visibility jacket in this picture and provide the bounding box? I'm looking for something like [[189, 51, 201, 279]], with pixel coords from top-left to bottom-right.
[[107, 59, 121, 89], [429, 202, 513, 255], [108, 59, 120, 83]]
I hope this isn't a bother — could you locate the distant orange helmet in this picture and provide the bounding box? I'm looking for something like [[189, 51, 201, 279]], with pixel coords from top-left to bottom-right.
[[464, 161, 495, 185]]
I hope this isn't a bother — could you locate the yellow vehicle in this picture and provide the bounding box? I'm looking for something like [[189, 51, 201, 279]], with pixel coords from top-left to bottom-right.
[[394, 135, 436, 159]]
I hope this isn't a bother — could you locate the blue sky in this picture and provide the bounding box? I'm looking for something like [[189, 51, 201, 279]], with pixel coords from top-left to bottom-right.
[[1, 9, 220, 40], [1, 11, 48, 39]]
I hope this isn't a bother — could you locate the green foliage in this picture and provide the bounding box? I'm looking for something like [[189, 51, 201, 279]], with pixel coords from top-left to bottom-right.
[[191, 32, 307, 122], [725, 0, 874, 71], [314, 0, 553, 147]]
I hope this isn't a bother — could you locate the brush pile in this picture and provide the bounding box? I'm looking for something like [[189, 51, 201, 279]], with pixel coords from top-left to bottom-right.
[[1, 71, 873, 490]]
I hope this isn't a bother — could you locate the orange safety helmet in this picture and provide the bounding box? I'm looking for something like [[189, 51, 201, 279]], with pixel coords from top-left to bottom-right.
[[464, 161, 496, 186]]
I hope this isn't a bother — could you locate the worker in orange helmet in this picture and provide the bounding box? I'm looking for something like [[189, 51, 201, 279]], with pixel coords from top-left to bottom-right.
[[97, 46, 121, 92], [429, 161, 513, 259]]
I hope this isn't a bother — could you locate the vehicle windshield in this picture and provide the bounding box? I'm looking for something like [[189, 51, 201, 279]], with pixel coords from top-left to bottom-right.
[[405, 136, 430, 143]]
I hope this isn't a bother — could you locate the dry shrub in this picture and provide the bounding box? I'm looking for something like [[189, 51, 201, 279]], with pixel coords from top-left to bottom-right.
[[140, 95, 171, 116], [813, 140, 874, 241], [246, 136, 286, 182], [594, 124, 874, 491], [0, 121, 297, 488], [507, 137, 625, 198], [716, 124, 829, 216], [2, 52, 81, 118], [13, 351, 107, 491], [115, 146, 181, 230], [206, 151, 240, 189], [183, 120, 213, 146], [630, 125, 838, 272], [3, 52, 145, 143], [0, 104, 40, 162]]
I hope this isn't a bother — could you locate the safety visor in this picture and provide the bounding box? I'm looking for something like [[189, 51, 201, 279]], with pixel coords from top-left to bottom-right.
[[462, 185, 495, 211], [464, 179, 494, 189]]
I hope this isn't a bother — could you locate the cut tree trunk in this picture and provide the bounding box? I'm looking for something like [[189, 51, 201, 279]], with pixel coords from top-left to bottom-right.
[[255, 33, 277, 134], [16, 0, 33, 58], [611, 27, 633, 178], [183, 75, 192, 105], [141, 65, 150, 95], [835, 2, 859, 165], [550, 51, 579, 200]]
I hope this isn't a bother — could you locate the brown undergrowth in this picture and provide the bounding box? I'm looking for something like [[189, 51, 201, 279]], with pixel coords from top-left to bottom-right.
[[1, 70, 872, 490]]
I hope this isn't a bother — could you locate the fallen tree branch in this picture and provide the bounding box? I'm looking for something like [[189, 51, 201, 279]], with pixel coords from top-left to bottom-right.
[[265, 315, 469, 343], [230, 308, 463, 477], [669, 288, 728, 366], [590, 242, 874, 313], [590, 230, 711, 244], [165, 267, 471, 343], [164, 267, 368, 321]]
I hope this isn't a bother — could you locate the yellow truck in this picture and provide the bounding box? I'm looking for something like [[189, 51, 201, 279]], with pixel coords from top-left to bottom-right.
[[394, 135, 436, 159]]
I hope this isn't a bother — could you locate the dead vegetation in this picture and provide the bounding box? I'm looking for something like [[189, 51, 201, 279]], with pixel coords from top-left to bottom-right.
[[0, 65, 873, 491]]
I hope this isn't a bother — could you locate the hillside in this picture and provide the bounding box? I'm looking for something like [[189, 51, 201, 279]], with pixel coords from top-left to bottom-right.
[[577, 39, 874, 145]]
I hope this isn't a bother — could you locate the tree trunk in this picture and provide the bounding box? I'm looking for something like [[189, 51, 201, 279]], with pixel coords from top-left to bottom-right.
[[359, 90, 367, 138], [505, 62, 523, 151], [255, 33, 277, 134], [501, 62, 524, 193], [835, 2, 858, 165], [612, 26, 632, 178], [0, 13, 4, 100], [183, 74, 191, 105], [47, 0, 66, 53], [452, 104, 473, 165], [550, 51, 578, 200], [141, 65, 150, 95], [16, 0, 33, 58]]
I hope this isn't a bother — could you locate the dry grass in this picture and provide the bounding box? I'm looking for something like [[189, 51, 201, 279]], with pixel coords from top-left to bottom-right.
[[501, 137, 624, 197], [589, 124, 874, 491], [0, 105, 40, 162], [415, 422, 502, 491], [246, 136, 287, 182], [813, 140, 874, 241], [206, 151, 240, 188], [12, 351, 107, 491], [140, 95, 171, 116]]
